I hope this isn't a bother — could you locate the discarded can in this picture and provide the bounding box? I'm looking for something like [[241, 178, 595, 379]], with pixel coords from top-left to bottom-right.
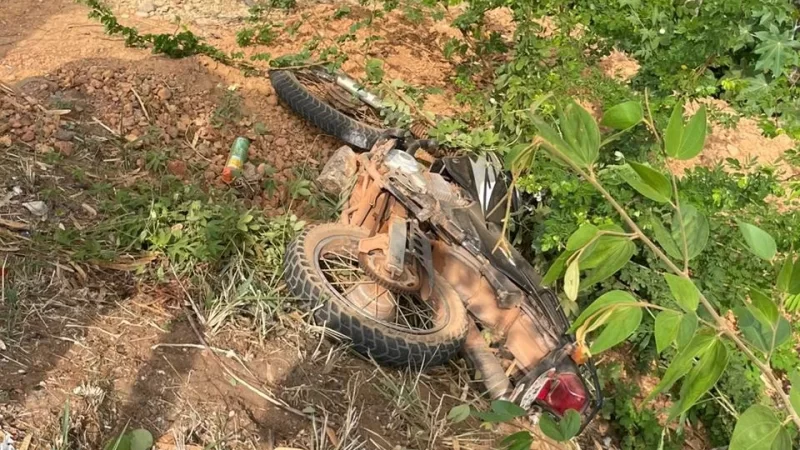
[[221, 137, 250, 184]]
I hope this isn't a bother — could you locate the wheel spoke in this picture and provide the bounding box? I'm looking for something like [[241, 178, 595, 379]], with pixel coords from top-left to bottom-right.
[[317, 238, 445, 334]]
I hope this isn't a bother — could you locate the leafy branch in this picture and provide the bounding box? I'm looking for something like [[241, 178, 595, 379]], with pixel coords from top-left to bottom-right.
[[519, 98, 800, 448]]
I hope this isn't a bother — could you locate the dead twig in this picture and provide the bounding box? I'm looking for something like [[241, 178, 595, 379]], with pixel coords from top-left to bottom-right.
[[171, 265, 206, 325], [0, 218, 30, 231], [130, 86, 151, 123], [92, 116, 121, 138]]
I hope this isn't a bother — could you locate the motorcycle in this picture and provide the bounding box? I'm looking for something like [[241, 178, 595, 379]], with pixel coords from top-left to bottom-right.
[[272, 67, 602, 431]]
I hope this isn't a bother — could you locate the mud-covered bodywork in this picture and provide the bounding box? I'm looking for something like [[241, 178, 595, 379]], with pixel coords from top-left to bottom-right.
[[335, 137, 602, 430]]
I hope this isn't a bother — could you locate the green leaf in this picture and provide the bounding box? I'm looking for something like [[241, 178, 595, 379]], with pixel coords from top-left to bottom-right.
[[753, 29, 800, 75], [651, 205, 709, 261], [736, 307, 791, 354], [579, 237, 636, 289], [559, 100, 600, 167], [749, 289, 779, 326], [737, 221, 777, 260], [130, 429, 154, 450], [664, 102, 684, 159], [500, 431, 534, 450], [564, 259, 580, 301], [652, 215, 682, 260], [777, 255, 794, 292], [532, 101, 600, 169], [531, 116, 576, 164], [543, 252, 570, 286], [788, 258, 800, 295], [730, 405, 792, 450], [664, 274, 699, 312], [560, 410, 582, 440], [504, 143, 535, 173], [566, 224, 599, 251], [601, 101, 643, 130], [664, 102, 707, 160], [678, 205, 709, 259], [629, 162, 672, 200], [589, 305, 642, 354], [644, 331, 715, 404], [621, 163, 671, 203], [789, 370, 800, 417], [538, 414, 565, 442], [473, 400, 527, 423], [570, 290, 637, 331], [676, 311, 697, 349], [669, 340, 729, 420], [679, 106, 707, 160], [654, 310, 682, 353], [448, 404, 471, 423], [105, 435, 132, 450], [491, 399, 526, 419]]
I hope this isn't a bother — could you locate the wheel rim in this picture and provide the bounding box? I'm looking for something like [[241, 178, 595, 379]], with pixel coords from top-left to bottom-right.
[[294, 70, 385, 128], [313, 234, 449, 335]]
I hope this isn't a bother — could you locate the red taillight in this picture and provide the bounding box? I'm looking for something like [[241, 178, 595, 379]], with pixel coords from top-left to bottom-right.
[[536, 372, 588, 416]]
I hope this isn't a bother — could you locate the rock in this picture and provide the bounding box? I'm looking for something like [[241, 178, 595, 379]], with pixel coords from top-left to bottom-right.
[[0, 135, 11, 147], [55, 141, 75, 156], [316, 146, 358, 196], [23, 201, 48, 217], [137, 1, 155, 13], [243, 162, 259, 181], [35, 143, 54, 153], [54, 129, 75, 141], [20, 130, 35, 142], [267, 96, 279, 107], [274, 137, 288, 147], [167, 160, 188, 178], [157, 87, 172, 101], [166, 126, 178, 138]]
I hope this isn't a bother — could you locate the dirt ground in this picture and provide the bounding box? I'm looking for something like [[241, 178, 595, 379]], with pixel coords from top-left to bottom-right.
[[5, 0, 793, 449]]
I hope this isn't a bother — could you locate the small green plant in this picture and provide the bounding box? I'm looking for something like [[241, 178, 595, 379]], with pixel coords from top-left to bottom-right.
[[332, 5, 351, 19], [104, 428, 153, 450], [365, 58, 385, 84], [83, 0, 228, 61], [211, 90, 243, 128], [144, 149, 170, 173], [235, 28, 256, 47]]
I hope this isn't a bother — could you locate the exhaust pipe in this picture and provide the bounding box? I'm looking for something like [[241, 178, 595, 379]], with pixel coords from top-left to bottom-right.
[[464, 322, 512, 400]]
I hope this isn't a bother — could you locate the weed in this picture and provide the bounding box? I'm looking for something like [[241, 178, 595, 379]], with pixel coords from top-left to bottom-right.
[[211, 90, 243, 128], [42, 151, 65, 165], [144, 148, 170, 174], [332, 6, 351, 19], [284, 20, 301, 38]]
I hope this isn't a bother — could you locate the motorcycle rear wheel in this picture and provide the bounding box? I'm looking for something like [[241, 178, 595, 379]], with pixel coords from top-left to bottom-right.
[[284, 223, 468, 367]]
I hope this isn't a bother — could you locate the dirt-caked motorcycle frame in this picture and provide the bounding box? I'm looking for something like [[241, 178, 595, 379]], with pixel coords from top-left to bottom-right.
[[283, 129, 602, 429]]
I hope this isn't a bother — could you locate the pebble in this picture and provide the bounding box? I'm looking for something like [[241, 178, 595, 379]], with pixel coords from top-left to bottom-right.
[[274, 137, 288, 147], [167, 160, 188, 178], [20, 130, 35, 142], [137, 1, 155, 13], [55, 141, 75, 156], [157, 87, 172, 101], [54, 129, 75, 141]]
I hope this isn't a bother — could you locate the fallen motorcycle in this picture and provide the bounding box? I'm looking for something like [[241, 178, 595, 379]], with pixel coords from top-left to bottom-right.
[[271, 67, 602, 430]]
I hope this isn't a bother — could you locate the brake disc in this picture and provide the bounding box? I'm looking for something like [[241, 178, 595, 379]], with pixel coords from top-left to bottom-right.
[[359, 251, 422, 294]]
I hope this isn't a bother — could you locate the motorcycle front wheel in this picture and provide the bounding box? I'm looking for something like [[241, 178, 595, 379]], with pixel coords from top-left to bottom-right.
[[284, 223, 468, 367]]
